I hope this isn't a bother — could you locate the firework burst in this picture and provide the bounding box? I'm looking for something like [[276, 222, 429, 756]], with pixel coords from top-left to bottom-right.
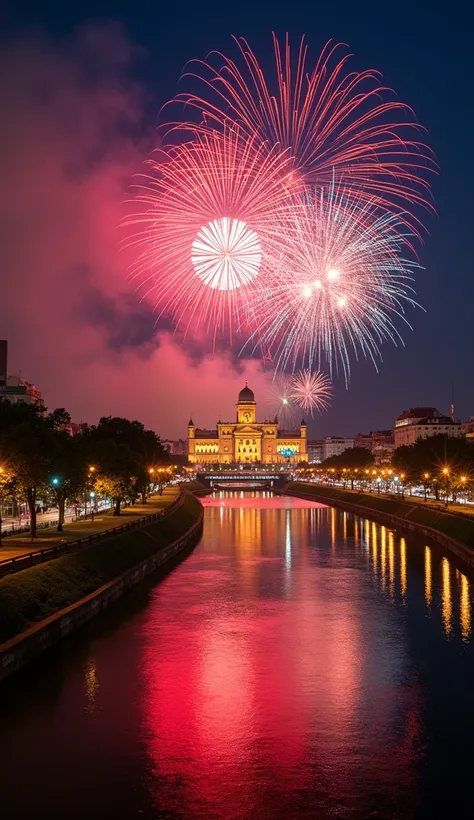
[[173, 34, 435, 231], [243, 181, 422, 382], [291, 370, 333, 416], [123, 125, 299, 340], [266, 374, 298, 427]]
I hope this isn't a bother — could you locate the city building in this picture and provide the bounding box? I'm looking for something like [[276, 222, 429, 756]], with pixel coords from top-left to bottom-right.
[[394, 407, 463, 448], [0, 341, 42, 405], [162, 439, 188, 456], [354, 430, 394, 463], [462, 416, 474, 435], [307, 439, 324, 464], [354, 433, 373, 451], [187, 383, 308, 465], [322, 437, 354, 461]]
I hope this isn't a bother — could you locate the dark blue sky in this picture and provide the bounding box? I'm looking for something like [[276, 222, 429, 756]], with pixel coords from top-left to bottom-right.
[[2, 0, 472, 436]]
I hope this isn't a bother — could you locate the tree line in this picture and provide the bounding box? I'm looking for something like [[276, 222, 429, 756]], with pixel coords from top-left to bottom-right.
[[0, 400, 170, 540], [309, 435, 474, 498]]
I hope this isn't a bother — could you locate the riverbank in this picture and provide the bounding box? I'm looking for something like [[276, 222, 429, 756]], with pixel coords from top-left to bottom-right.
[[284, 482, 474, 567], [0, 492, 203, 681]]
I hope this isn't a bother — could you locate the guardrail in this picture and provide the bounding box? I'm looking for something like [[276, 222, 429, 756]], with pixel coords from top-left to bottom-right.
[[0, 492, 184, 579]]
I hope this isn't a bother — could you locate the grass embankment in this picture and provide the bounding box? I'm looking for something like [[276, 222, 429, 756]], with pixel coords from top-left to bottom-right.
[[0, 493, 201, 645], [286, 482, 474, 550]]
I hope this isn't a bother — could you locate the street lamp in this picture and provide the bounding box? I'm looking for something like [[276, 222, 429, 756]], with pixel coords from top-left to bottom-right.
[[442, 467, 450, 506], [423, 472, 430, 502], [400, 473, 405, 500]]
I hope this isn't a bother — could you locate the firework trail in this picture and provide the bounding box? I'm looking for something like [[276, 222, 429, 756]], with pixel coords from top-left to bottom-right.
[[266, 374, 298, 427], [291, 370, 333, 416], [123, 125, 299, 340], [173, 34, 435, 231], [243, 181, 422, 382]]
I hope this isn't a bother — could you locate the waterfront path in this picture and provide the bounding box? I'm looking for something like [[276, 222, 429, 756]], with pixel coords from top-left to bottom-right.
[[310, 482, 474, 517], [0, 488, 179, 563]]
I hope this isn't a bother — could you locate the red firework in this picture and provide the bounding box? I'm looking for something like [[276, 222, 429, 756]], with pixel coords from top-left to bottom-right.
[[123, 125, 299, 339], [171, 34, 435, 232]]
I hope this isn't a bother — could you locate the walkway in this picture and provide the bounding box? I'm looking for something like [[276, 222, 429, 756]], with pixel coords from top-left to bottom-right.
[[0, 488, 178, 563]]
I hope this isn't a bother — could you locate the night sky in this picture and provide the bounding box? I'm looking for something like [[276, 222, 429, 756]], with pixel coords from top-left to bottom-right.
[[1, 1, 472, 439]]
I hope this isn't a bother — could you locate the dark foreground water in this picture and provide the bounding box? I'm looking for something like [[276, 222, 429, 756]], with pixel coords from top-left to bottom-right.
[[1, 491, 474, 819]]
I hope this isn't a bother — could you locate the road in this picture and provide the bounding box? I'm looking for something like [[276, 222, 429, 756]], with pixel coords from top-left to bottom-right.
[[1, 502, 112, 533]]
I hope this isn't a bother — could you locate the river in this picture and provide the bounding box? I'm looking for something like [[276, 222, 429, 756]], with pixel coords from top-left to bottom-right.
[[1, 491, 474, 819]]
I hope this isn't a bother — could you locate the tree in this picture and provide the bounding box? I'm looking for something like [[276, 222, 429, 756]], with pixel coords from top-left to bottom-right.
[[80, 417, 168, 515], [47, 431, 86, 531], [321, 447, 375, 470], [0, 400, 54, 538], [0, 465, 18, 546], [392, 435, 474, 500]]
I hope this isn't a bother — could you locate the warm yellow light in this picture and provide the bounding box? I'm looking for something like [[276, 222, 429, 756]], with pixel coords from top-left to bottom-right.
[[424, 473, 429, 479], [401, 473, 405, 480], [148, 468, 155, 474], [461, 475, 467, 483], [443, 467, 449, 476], [89, 466, 96, 473]]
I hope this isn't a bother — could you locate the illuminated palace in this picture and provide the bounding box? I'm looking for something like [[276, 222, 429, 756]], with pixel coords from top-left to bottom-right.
[[188, 383, 308, 465]]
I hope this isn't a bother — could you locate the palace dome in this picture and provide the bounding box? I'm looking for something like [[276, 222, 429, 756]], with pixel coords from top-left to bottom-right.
[[238, 383, 255, 402]]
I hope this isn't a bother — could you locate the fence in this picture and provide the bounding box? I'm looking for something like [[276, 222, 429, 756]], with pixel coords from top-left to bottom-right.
[[0, 492, 184, 579]]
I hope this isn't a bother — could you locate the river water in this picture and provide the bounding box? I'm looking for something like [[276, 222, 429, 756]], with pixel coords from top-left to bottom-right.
[[1, 491, 474, 819]]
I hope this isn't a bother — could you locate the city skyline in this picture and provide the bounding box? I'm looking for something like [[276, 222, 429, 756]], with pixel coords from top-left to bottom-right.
[[0, 2, 472, 439]]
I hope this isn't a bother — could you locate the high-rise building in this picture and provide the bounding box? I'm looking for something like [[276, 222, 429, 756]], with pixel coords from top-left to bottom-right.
[[394, 407, 462, 448]]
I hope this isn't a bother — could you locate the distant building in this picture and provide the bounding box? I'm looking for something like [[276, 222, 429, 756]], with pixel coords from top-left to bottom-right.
[[354, 433, 373, 451], [188, 383, 308, 465], [0, 341, 42, 406], [322, 437, 354, 461], [161, 439, 188, 456], [462, 417, 474, 435], [0, 375, 42, 405], [354, 430, 394, 463], [394, 407, 462, 448], [307, 439, 323, 464]]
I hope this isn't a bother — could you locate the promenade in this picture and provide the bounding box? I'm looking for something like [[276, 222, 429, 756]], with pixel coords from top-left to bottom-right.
[[0, 487, 178, 564]]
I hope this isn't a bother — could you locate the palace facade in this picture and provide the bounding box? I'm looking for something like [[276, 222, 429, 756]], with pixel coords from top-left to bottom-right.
[[188, 383, 308, 465]]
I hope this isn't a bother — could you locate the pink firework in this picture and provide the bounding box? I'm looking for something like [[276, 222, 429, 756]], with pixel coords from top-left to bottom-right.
[[290, 370, 333, 416], [172, 34, 435, 232], [124, 125, 299, 339]]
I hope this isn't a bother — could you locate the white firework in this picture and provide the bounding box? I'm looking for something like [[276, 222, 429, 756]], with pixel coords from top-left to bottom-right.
[[191, 217, 262, 290]]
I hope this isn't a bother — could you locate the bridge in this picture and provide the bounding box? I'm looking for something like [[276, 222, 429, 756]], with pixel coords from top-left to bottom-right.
[[198, 469, 290, 490]]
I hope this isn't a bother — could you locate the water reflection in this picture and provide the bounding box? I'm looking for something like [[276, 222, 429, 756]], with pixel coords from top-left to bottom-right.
[[1, 491, 474, 820]]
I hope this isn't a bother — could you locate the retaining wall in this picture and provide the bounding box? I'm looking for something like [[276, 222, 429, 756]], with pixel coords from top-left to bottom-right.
[[284, 485, 474, 568], [0, 501, 203, 683]]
